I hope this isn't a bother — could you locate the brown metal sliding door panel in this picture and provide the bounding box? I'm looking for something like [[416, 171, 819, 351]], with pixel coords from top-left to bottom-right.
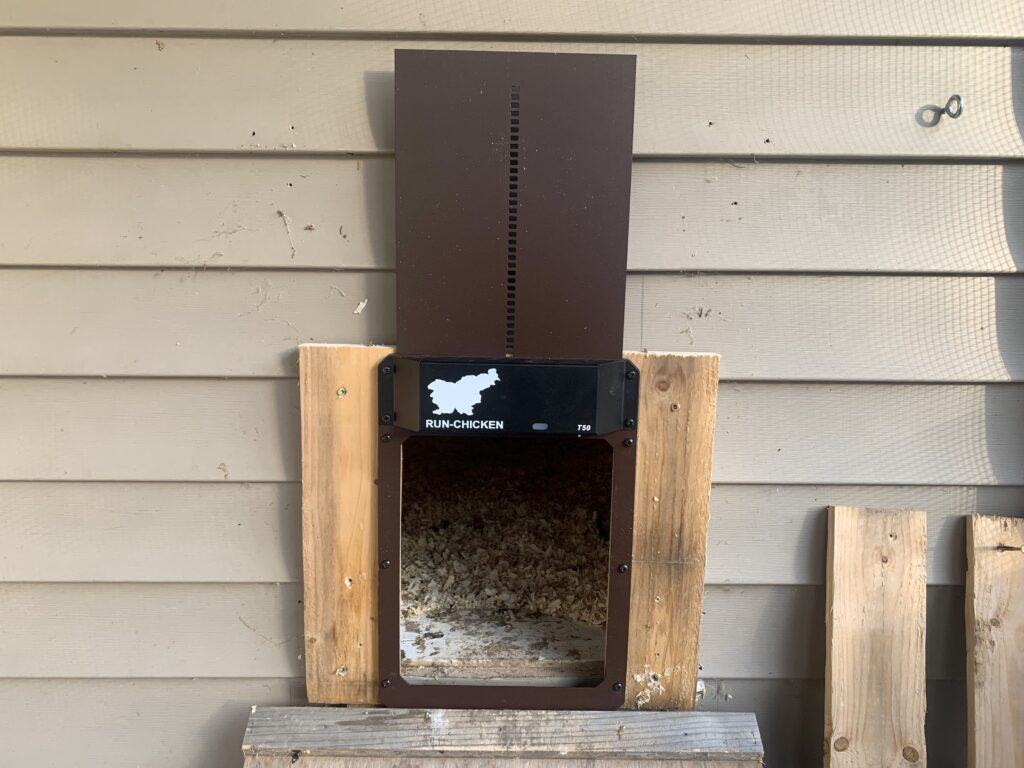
[[395, 50, 636, 359]]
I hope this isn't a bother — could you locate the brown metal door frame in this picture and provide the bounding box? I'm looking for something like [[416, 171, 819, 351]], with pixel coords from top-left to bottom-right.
[[376, 427, 636, 710]]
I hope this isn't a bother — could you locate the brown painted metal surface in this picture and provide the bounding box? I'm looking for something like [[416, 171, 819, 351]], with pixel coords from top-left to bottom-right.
[[384, 49, 639, 710], [395, 49, 636, 360]]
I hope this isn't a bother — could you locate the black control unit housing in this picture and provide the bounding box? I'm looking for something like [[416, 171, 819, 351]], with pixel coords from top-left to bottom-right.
[[378, 356, 639, 436]]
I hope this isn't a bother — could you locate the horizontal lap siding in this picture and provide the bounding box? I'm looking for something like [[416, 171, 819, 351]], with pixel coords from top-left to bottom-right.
[[1, 25, 1021, 768], [1, 0, 1021, 38], [0, 678, 300, 768], [4, 157, 1022, 273], [0, 582, 965, 680], [3, 482, 1024, 585], [3, 378, 1022, 484], [0, 39, 1021, 157], [2, 270, 1023, 381]]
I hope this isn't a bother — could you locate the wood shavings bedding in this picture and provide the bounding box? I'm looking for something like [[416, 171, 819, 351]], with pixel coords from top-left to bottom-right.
[[400, 436, 611, 627]]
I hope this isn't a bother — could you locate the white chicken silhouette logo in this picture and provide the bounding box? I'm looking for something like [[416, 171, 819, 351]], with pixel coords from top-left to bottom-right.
[[427, 368, 500, 415]]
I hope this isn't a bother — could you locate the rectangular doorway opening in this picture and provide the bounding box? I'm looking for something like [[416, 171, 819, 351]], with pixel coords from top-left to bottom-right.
[[399, 435, 613, 687]]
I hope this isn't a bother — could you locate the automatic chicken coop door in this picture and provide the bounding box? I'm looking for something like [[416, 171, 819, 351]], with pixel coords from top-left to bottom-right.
[[377, 49, 638, 710]]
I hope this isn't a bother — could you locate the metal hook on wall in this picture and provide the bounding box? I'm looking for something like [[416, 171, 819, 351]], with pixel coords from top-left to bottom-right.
[[943, 94, 963, 119], [915, 94, 963, 128]]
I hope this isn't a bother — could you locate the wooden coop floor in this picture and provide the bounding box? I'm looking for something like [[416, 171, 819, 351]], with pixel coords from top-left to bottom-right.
[[401, 612, 604, 685]]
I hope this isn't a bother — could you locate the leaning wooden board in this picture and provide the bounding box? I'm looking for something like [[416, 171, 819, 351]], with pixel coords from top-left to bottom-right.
[[824, 506, 927, 767], [966, 515, 1024, 768], [241, 706, 762, 766], [299, 345, 718, 708]]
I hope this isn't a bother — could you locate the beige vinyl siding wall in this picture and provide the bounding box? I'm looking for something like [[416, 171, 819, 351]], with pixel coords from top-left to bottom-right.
[[1, 5, 1022, 766]]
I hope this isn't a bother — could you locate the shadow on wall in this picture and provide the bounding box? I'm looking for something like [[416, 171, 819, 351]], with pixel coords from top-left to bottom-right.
[[364, 70, 396, 269], [997, 47, 1024, 379]]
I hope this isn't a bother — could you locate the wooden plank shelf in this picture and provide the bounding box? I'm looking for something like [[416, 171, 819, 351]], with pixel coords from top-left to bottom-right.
[[242, 706, 764, 766]]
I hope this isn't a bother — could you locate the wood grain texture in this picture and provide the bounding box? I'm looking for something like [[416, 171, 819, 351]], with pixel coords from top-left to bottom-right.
[[966, 515, 1024, 768], [7, 269, 1024, 382], [625, 352, 719, 710], [245, 758, 757, 768], [825, 507, 928, 768], [6, 156, 1023, 274], [300, 344, 391, 704], [2, 38, 1021, 158], [0, 677, 967, 768], [1, 482, 1020, 585], [243, 706, 762, 761], [2, 0, 1020, 39], [2, 379, 1023, 484]]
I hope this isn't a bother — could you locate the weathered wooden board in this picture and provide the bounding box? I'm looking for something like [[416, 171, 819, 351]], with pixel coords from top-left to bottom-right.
[[625, 352, 718, 709], [2, 379, 1022, 484], [242, 706, 762, 763], [825, 507, 928, 768], [1, 38, 1020, 157], [5, 156, 1022, 274], [966, 515, 1024, 768], [7, 270, 1024, 382], [2, 0, 1020, 39], [0, 582, 969, 680], [0, 677, 968, 768], [298, 348, 716, 701], [2, 482, 1022, 585], [300, 344, 390, 704], [245, 759, 758, 768]]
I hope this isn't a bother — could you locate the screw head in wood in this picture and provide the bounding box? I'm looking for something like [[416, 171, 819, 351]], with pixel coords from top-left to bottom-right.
[[380, 559, 391, 569], [833, 737, 849, 752], [381, 434, 392, 443], [902, 746, 920, 763], [624, 418, 636, 428], [625, 369, 637, 380], [612, 682, 623, 691], [382, 679, 392, 688], [336, 386, 347, 397], [617, 563, 630, 574], [623, 437, 635, 447], [381, 414, 393, 424]]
